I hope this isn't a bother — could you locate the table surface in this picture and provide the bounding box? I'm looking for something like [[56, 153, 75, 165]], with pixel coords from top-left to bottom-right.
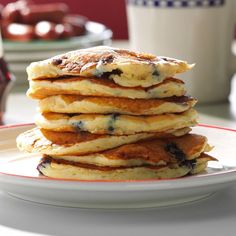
[[1, 41, 236, 236]]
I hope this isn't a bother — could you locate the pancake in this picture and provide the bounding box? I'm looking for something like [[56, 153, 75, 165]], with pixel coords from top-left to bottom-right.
[[49, 134, 212, 167], [38, 95, 197, 115], [16, 127, 191, 156], [37, 154, 215, 180], [27, 77, 186, 100], [27, 46, 193, 88], [35, 108, 198, 135]]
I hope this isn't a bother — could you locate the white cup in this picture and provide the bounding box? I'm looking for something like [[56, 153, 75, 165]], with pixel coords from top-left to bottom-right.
[[127, 0, 236, 103]]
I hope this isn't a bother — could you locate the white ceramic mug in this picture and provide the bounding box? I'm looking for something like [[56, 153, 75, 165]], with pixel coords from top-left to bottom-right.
[[127, 0, 236, 103]]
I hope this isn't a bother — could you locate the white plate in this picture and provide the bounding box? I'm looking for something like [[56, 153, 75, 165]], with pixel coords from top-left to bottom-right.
[[0, 124, 236, 209], [3, 21, 112, 52]]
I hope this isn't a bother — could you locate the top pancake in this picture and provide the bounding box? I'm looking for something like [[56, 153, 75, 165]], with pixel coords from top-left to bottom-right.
[[26, 46, 193, 88]]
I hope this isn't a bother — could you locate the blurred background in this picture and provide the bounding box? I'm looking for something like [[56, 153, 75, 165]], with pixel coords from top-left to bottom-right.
[[0, 0, 236, 127], [0, 0, 128, 86], [1, 0, 129, 39]]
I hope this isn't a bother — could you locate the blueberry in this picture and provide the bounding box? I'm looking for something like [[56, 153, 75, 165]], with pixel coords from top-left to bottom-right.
[[107, 114, 119, 133], [165, 142, 196, 169], [152, 69, 160, 77], [165, 142, 186, 162], [96, 69, 123, 78], [72, 121, 84, 131]]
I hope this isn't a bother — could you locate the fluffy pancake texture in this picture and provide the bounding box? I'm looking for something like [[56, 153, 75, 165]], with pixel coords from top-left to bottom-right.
[[47, 133, 212, 167], [38, 158, 191, 180], [27, 46, 193, 88], [17, 46, 217, 180], [17, 127, 191, 156], [35, 108, 198, 135], [36, 132, 215, 181], [38, 95, 196, 115], [27, 77, 186, 100], [37, 154, 214, 180]]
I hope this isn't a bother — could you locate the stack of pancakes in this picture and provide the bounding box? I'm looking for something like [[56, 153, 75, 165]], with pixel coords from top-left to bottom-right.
[[17, 46, 216, 180]]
